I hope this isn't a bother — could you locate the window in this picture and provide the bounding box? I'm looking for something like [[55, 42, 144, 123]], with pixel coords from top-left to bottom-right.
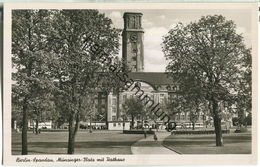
[[112, 98, 117, 106], [112, 107, 117, 113], [159, 98, 163, 103], [151, 94, 154, 100], [176, 114, 180, 120], [123, 95, 127, 102], [136, 82, 141, 87], [186, 114, 190, 120], [112, 116, 116, 121], [143, 96, 150, 104]]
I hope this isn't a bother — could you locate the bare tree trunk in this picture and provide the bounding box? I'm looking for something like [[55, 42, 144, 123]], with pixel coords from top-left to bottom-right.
[[74, 113, 80, 135], [67, 114, 75, 154], [123, 117, 125, 131], [35, 119, 39, 135], [89, 115, 92, 133], [22, 98, 28, 155], [68, 78, 78, 154], [67, 96, 81, 154], [212, 99, 223, 146], [21, 13, 33, 155], [192, 122, 195, 130], [238, 109, 247, 129], [141, 117, 144, 128], [131, 115, 134, 129]]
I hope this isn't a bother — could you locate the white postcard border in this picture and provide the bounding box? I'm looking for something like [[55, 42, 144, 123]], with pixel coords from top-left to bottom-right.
[[3, 2, 258, 166]]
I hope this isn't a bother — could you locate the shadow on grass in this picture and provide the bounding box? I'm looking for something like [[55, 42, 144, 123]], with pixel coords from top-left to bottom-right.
[[13, 141, 135, 148], [12, 140, 137, 154], [12, 149, 64, 155], [163, 133, 252, 154]]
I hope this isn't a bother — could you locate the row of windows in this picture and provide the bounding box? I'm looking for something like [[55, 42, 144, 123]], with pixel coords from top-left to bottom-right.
[[113, 122, 124, 127], [120, 94, 167, 102], [174, 115, 205, 121], [112, 98, 117, 115], [112, 116, 117, 121], [111, 114, 205, 122]]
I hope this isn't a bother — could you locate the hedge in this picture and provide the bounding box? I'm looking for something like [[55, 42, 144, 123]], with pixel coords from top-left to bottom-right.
[[123, 130, 155, 134], [171, 129, 230, 135]]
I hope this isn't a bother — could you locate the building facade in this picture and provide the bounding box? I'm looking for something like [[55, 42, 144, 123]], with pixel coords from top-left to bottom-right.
[[89, 12, 235, 130], [104, 12, 211, 130]]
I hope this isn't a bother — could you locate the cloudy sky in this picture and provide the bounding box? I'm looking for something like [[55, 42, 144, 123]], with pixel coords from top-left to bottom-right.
[[100, 9, 252, 72]]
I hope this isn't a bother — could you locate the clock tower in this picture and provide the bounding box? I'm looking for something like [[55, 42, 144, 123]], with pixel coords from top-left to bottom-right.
[[122, 12, 144, 72]]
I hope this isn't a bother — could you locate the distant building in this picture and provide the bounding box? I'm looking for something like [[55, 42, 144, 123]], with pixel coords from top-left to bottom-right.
[[108, 121, 130, 130], [28, 121, 52, 129], [94, 12, 235, 130]]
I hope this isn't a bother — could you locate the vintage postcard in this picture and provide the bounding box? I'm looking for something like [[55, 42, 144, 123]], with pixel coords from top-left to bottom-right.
[[2, 2, 258, 166]]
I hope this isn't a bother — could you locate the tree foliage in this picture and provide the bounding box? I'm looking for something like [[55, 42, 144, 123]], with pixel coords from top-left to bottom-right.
[[12, 9, 121, 154], [12, 10, 55, 154], [162, 15, 251, 146], [122, 96, 145, 129], [47, 10, 121, 154]]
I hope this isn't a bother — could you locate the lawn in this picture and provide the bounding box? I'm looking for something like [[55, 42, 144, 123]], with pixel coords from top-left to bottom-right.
[[163, 132, 251, 154], [12, 130, 144, 155]]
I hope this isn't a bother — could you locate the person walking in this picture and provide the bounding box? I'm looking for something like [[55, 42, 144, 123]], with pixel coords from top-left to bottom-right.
[[153, 132, 158, 141], [143, 128, 147, 138]]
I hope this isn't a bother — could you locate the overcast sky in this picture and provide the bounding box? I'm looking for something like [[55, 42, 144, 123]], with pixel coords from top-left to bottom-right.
[[100, 9, 252, 72]]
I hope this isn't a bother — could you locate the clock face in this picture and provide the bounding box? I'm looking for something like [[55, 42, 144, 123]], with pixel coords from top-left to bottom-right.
[[130, 34, 138, 42]]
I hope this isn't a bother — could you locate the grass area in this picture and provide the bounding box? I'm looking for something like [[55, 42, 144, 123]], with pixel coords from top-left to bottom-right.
[[12, 130, 144, 155], [163, 132, 251, 154]]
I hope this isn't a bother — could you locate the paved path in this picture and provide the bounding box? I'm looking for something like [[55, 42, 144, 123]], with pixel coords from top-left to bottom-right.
[[131, 132, 179, 154]]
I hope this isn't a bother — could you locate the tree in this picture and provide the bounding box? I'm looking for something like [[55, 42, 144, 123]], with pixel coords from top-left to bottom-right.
[[236, 49, 252, 128], [29, 94, 56, 134], [162, 96, 182, 118], [48, 10, 120, 154], [11, 102, 23, 130], [160, 97, 182, 131], [245, 113, 252, 126], [184, 96, 209, 130], [12, 10, 54, 154], [122, 97, 145, 129], [162, 15, 251, 146], [189, 111, 199, 130]]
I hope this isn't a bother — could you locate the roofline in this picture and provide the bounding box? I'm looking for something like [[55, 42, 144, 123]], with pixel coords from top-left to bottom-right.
[[108, 121, 131, 123], [123, 12, 143, 17]]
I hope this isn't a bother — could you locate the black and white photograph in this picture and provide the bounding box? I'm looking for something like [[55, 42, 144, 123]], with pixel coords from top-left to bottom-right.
[[2, 2, 258, 166]]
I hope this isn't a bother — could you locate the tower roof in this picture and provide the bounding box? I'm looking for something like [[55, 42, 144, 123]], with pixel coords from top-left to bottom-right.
[[123, 12, 143, 18]]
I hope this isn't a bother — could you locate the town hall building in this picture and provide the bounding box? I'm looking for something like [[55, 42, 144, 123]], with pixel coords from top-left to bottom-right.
[[103, 12, 207, 130]]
